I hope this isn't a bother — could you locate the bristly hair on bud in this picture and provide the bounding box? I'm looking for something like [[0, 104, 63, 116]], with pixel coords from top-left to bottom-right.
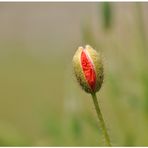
[[72, 45, 104, 94]]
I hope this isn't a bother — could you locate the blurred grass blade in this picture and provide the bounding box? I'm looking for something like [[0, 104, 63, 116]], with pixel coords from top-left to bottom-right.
[[70, 116, 82, 139], [101, 2, 113, 30], [135, 3, 148, 54], [141, 72, 148, 114]]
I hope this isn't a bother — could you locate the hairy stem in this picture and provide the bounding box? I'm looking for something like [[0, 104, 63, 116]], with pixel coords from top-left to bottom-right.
[[91, 93, 111, 146]]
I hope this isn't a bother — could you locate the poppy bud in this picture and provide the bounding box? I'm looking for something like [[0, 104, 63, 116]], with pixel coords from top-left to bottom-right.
[[72, 45, 104, 94]]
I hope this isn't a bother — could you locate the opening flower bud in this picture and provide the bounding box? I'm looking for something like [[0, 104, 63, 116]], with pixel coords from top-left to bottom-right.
[[72, 45, 104, 94]]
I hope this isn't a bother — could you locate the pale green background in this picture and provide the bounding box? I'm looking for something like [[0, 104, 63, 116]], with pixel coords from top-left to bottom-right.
[[0, 2, 148, 146]]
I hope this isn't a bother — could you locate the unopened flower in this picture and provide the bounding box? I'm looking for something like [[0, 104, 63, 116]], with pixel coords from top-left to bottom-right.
[[72, 45, 104, 94]]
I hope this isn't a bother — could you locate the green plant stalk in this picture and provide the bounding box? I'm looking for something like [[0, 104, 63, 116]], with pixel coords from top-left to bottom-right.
[[91, 93, 111, 146]]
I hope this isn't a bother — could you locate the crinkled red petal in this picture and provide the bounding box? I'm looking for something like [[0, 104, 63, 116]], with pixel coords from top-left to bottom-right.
[[81, 50, 96, 91]]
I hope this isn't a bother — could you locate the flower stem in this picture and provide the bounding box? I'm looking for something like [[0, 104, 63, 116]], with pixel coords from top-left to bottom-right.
[[91, 93, 111, 146]]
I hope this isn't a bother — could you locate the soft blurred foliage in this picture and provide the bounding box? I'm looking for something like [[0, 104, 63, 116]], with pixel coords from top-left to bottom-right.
[[0, 2, 148, 146]]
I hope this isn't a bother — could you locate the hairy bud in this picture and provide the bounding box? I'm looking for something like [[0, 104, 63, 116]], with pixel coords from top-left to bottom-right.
[[72, 45, 104, 94]]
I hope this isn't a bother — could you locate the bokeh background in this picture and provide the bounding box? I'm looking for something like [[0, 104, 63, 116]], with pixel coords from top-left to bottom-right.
[[0, 2, 148, 146]]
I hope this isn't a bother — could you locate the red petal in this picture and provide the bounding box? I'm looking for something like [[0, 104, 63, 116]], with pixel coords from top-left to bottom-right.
[[81, 50, 96, 91]]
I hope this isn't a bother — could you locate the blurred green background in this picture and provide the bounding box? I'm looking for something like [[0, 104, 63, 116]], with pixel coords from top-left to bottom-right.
[[0, 2, 148, 146]]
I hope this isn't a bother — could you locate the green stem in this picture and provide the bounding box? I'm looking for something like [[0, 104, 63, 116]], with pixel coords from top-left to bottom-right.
[[91, 93, 111, 146]]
